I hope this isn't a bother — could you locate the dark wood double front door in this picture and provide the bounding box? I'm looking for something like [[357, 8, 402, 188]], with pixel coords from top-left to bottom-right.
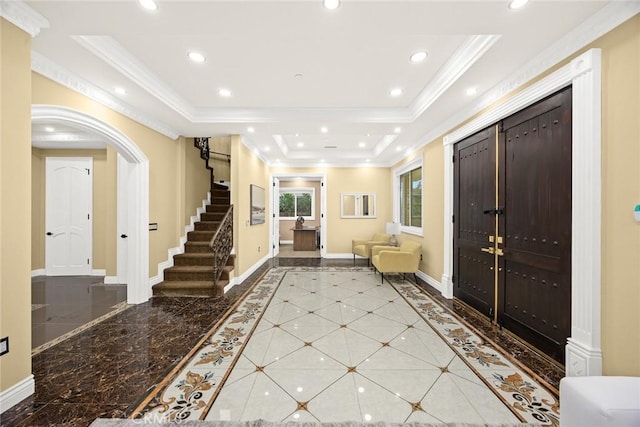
[[453, 87, 572, 364]]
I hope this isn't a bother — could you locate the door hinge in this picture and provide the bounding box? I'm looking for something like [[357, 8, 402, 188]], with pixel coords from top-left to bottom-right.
[[272, 213, 275, 218], [452, 155, 455, 163], [86, 168, 90, 175], [452, 214, 455, 223], [87, 258, 90, 265], [452, 275, 455, 283], [87, 214, 90, 220]]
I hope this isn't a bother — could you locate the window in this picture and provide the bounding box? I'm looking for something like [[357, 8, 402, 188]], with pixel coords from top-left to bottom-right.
[[394, 157, 422, 235], [279, 188, 315, 220]]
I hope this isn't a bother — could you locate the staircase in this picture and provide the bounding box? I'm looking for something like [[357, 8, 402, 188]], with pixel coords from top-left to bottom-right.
[[153, 137, 234, 297]]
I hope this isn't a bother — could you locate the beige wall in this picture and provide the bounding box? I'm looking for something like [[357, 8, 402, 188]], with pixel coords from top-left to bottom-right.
[[594, 15, 640, 376], [183, 137, 211, 228], [31, 148, 114, 273], [32, 73, 182, 278], [270, 167, 392, 255], [210, 136, 231, 183], [231, 136, 270, 274], [278, 180, 321, 242], [0, 19, 32, 392]]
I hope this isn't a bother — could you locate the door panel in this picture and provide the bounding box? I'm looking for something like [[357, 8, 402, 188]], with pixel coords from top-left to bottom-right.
[[499, 88, 572, 362], [453, 87, 572, 364], [46, 157, 93, 275], [454, 126, 497, 316]]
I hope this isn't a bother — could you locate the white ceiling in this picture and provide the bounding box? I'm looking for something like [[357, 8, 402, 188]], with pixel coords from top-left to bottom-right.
[[16, 0, 634, 165]]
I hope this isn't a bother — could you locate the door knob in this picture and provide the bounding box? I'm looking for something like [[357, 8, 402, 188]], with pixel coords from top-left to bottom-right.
[[46, 232, 53, 236], [120, 234, 128, 238], [481, 247, 495, 254]]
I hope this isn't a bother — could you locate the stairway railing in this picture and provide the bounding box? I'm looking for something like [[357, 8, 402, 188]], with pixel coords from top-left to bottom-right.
[[209, 205, 233, 288], [194, 137, 231, 194]]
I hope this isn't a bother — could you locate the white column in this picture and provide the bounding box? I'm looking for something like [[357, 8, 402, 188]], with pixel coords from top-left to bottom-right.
[[566, 49, 603, 376], [441, 140, 454, 299]]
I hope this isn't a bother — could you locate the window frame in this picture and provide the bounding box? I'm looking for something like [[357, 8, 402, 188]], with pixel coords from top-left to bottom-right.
[[278, 187, 316, 220], [393, 157, 423, 236]]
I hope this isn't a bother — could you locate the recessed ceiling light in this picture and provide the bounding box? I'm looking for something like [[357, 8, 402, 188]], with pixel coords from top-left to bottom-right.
[[218, 88, 232, 98], [114, 86, 127, 95], [138, 0, 158, 11], [394, 127, 402, 133], [358, 142, 366, 148], [323, 0, 340, 10], [321, 127, 328, 133], [45, 126, 55, 132], [508, 0, 529, 9], [297, 142, 304, 147], [264, 146, 270, 152], [295, 133, 300, 137], [390, 88, 403, 97], [188, 51, 206, 63], [410, 51, 428, 63], [366, 159, 371, 163], [247, 127, 255, 133], [466, 87, 478, 96], [396, 146, 403, 152]]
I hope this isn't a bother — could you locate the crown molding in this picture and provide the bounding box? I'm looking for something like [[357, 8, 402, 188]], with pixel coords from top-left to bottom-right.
[[411, 0, 640, 153], [408, 34, 501, 121], [31, 52, 181, 140], [72, 35, 196, 121], [0, 0, 48, 37], [72, 33, 496, 125]]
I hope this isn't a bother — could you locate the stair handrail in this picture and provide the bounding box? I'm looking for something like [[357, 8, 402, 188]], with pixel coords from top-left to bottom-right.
[[209, 204, 233, 288]]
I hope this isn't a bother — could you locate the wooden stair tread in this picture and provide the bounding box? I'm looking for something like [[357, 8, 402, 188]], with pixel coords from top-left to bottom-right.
[[153, 280, 215, 290]]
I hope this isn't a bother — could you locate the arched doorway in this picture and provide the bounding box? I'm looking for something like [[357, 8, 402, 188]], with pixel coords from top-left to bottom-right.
[[32, 105, 150, 304]]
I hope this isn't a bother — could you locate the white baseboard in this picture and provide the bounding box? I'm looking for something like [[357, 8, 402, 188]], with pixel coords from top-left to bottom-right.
[[30, 269, 45, 277], [0, 375, 34, 414], [91, 269, 106, 276], [224, 254, 270, 293], [150, 194, 209, 288], [279, 240, 293, 245], [416, 270, 445, 295], [322, 252, 354, 259], [104, 276, 119, 284]]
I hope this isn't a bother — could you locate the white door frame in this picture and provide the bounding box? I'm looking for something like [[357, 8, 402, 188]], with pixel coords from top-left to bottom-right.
[[116, 153, 129, 284], [45, 157, 93, 276], [269, 173, 327, 258], [32, 105, 150, 304], [442, 49, 602, 376], [271, 177, 280, 257]]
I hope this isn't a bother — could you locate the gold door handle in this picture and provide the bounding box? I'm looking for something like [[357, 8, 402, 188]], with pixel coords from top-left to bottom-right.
[[481, 247, 495, 254], [496, 248, 504, 256]]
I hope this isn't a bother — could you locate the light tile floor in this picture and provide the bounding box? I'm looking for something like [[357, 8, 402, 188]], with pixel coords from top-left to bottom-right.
[[138, 268, 559, 425]]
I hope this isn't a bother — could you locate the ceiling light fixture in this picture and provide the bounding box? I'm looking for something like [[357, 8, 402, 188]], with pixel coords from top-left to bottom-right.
[[218, 88, 232, 98], [114, 86, 127, 95], [323, 0, 340, 10], [410, 51, 428, 63], [321, 127, 328, 133], [394, 127, 402, 133], [508, 0, 529, 9], [297, 142, 304, 147], [247, 127, 255, 133], [390, 88, 403, 97], [188, 52, 206, 63], [359, 142, 366, 148], [264, 147, 270, 152], [396, 146, 403, 151], [138, 0, 158, 11], [466, 87, 478, 96], [45, 126, 55, 132]]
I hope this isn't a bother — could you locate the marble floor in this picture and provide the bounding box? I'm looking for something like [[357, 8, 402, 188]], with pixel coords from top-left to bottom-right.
[[31, 276, 128, 351], [1, 259, 564, 426]]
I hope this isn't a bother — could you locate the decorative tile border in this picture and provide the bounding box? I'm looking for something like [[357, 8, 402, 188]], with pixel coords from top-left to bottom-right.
[[132, 268, 559, 425], [31, 301, 130, 356]]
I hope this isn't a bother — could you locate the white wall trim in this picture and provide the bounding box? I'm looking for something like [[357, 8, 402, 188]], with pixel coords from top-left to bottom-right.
[[442, 49, 603, 377], [31, 269, 45, 277], [0, 0, 48, 37], [104, 276, 119, 284], [279, 240, 294, 245], [91, 269, 106, 276], [225, 254, 270, 293], [150, 194, 210, 288], [33, 105, 150, 305], [416, 271, 444, 296], [0, 375, 34, 414]]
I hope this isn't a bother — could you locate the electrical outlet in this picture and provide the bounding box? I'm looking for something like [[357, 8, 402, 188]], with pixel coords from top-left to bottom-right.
[[0, 337, 8, 356]]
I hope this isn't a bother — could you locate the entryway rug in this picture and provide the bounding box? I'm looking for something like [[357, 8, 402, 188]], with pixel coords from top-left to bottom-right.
[[91, 420, 539, 427], [124, 268, 559, 425]]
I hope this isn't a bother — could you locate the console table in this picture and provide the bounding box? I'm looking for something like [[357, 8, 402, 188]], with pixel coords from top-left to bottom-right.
[[291, 226, 318, 251]]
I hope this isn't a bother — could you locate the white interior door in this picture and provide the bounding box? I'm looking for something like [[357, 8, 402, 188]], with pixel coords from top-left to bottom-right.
[[45, 157, 93, 275], [272, 177, 280, 256], [117, 154, 129, 284]]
